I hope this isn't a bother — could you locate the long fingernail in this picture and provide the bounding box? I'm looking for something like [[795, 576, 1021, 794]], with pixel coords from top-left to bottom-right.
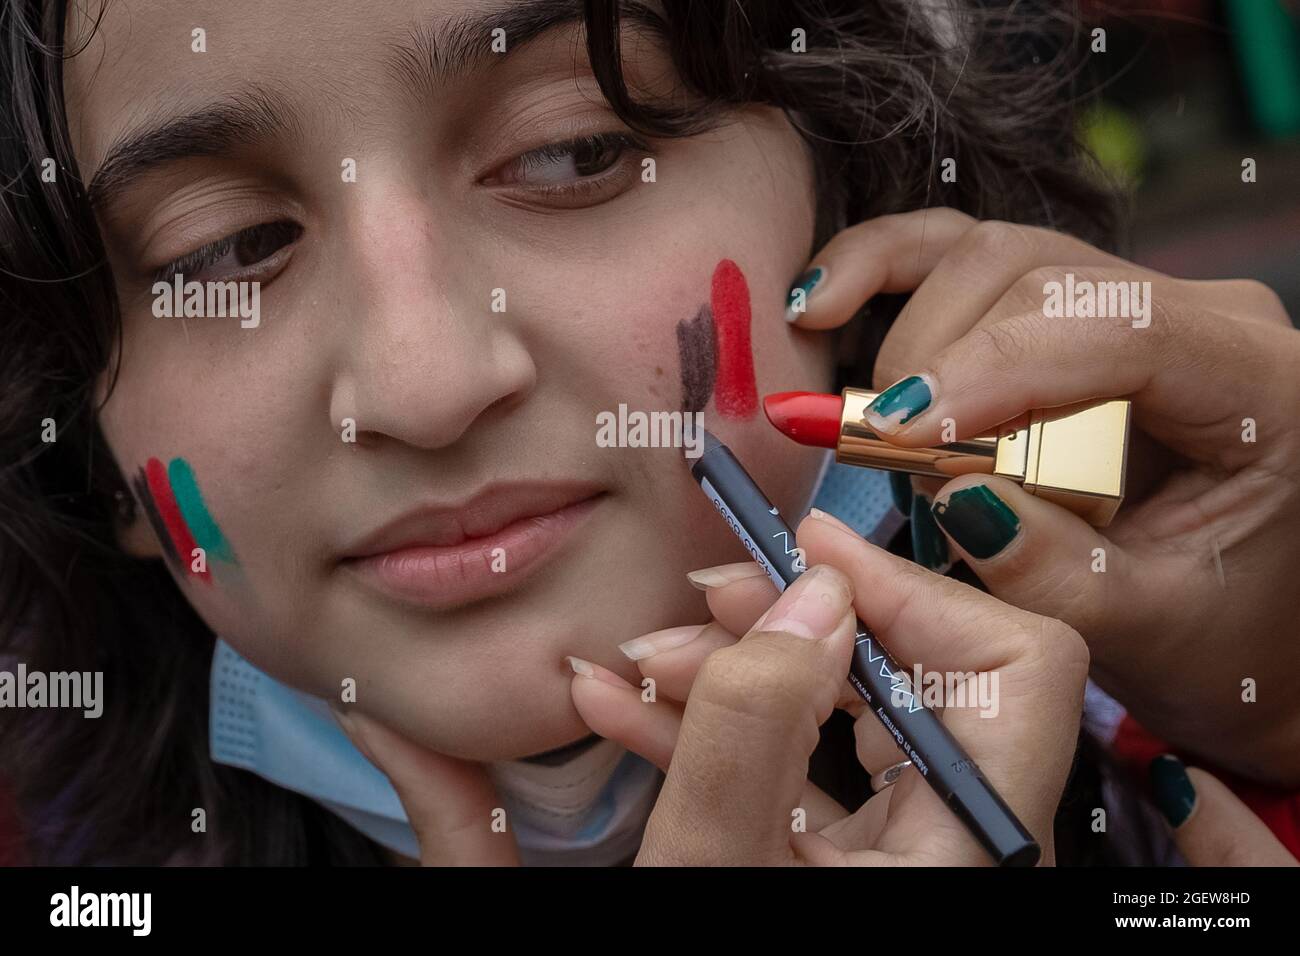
[[564, 656, 632, 689], [784, 266, 826, 323], [808, 507, 857, 536], [932, 484, 1021, 559], [619, 624, 707, 661], [864, 374, 932, 432], [888, 471, 913, 514], [1149, 754, 1197, 827], [910, 493, 950, 571], [758, 564, 851, 640], [686, 563, 766, 590]]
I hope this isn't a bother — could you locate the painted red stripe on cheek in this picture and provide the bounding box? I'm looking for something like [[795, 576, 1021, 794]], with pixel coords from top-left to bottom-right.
[[710, 259, 758, 419], [144, 457, 209, 583]]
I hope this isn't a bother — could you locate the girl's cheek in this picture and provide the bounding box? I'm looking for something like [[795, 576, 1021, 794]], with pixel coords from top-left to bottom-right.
[[128, 455, 242, 588]]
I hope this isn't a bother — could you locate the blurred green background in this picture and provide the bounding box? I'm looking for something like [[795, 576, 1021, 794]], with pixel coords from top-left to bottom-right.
[[1078, 0, 1299, 323]]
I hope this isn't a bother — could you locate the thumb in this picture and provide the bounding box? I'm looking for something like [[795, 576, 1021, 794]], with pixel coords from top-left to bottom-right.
[[927, 474, 1125, 641], [1150, 756, 1298, 867], [331, 706, 520, 866]]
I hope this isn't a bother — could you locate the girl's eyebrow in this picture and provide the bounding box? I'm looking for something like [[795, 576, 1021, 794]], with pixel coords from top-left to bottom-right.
[[87, 0, 664, 211]]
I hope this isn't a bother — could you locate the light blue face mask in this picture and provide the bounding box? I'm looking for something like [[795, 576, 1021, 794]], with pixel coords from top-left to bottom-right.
[[208, 460, 896, 865]]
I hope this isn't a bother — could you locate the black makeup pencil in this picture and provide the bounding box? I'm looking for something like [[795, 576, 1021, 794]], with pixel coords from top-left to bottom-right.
[[686, 428, 1039, 867]]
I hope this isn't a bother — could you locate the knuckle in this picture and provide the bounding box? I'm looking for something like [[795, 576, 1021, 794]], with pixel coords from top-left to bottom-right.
[[694, 641, 806, 723], [1234, 279, 1289, 323], [1013, 614, 1090, 686], [962, 219, 1032, 261], [967, 316, 1034, 367], [1016, 265, 1063, 304]]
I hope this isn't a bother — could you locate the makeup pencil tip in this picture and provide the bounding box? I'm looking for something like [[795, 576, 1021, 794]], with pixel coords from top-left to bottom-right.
[[684, 425, 721, 460]]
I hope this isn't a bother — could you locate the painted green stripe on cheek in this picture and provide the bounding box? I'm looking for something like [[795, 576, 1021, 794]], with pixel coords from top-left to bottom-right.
[[167, 457, 236, 563]]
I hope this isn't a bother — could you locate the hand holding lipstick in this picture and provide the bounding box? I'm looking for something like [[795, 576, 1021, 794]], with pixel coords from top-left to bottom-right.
[[568, 511, 1089, 866], [780, 208, 1300, 785]]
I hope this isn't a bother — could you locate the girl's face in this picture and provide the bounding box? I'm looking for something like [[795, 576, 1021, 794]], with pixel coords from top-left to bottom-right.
[[67, 0, 832, 760]]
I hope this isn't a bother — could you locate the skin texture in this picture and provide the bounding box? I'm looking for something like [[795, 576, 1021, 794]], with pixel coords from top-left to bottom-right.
[[67, 0, 832, 761]]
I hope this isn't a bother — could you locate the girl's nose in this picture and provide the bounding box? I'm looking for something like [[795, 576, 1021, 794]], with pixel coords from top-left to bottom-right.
[[327, 187, 536, 451]]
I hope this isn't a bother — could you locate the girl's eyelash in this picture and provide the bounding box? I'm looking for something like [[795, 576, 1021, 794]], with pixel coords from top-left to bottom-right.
[[155, 233, 236, 284], [153, 220, 301, 285], [499, 131, 654, 198], [154, 132, 649, 282], [516, 132, 649, 171]]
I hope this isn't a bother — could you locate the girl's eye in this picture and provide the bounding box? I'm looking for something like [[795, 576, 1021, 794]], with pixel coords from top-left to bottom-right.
[[155, 220, 303, 284], [482, 132, 651, 207]]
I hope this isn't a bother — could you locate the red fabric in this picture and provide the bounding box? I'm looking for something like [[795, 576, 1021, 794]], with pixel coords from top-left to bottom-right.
[[1112, 714, 1300, 856]]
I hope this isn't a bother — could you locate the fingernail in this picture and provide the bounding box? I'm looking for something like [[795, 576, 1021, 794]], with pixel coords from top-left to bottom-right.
[[932, 484, 1021, 559], [1149, 754, 1197, 828], [619, 624, 706, 661], [888, 471, 913, 514], [758, 564, 851, 640], [864, 374, 932, 432], [686, 563, 766, 590], [784, 266, 826, 322], [564, 655, 632, 689], [808, 507, 857, 536], [910, 493, 950, 572]]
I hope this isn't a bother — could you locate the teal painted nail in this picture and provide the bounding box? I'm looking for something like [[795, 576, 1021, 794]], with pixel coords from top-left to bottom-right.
[[867, 375, 931, 427], [910, 493, 949, 571], [931, 485, 1020, 559], [784, 266, 826, 321], [1149, 755, 1197, 828], [888, 471, 913, 514]]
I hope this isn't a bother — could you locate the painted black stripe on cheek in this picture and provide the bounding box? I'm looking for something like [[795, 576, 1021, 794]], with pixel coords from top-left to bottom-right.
[[132, 470, 182, 571], [675, 302, 716, 414]]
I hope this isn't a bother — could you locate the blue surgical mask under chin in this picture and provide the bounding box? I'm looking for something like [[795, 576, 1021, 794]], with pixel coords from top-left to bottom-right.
[[208, 457, 894, 865]]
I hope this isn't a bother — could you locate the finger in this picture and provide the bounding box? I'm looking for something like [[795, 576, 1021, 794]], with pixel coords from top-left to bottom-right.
[[1150, 756, 1299, 866], [871, 220, 1133, 388], [685, 561, 779, 635], [783, 208, 976, 328], [1184, 278, 1293, 328], [566, 655, 684, 769], [926, 474, 1133, 644], [617, 621, 737, 702], [567, 654, 848, 829], [638, 565, 858, 865], [860, 274, 1299, 462], [331, 707, 519, 866], [798, 512, 1090, 847]]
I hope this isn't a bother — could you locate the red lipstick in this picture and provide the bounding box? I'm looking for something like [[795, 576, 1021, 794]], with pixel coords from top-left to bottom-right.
[[761, 391, 842, 449], [763, 388, 1132, 527]]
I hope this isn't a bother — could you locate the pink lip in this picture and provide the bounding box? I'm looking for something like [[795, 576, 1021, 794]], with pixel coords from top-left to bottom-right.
[[340, 483, 605, 609]]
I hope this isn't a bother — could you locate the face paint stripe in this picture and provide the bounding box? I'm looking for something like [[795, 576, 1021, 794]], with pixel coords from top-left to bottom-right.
[[710, 259, 757, 419], [143, 457, 208, 581], [675, 303, 716, 414], [131, 471, 182, 571], [167, 457, 236, 563]]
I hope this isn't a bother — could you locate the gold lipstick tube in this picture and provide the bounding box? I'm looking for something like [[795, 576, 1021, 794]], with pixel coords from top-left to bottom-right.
[[837, 387, 1131, 527]]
